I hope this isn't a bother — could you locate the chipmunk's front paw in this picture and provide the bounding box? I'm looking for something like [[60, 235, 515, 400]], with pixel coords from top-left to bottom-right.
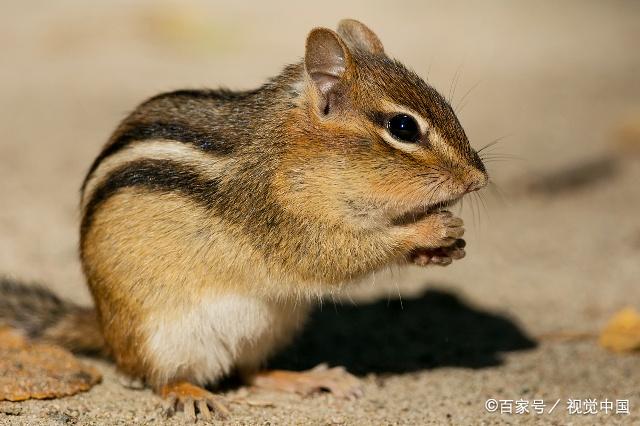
[[411, 238, 466, 266], [404, 210, 464, 249]]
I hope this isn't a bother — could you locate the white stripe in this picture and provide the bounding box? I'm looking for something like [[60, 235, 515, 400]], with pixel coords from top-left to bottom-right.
[[82, 140, 231, 210], [429, 131, 460, 164]]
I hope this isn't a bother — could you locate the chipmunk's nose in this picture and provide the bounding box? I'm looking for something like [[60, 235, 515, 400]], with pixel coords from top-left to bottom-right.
[[464, 171, 489, 193]]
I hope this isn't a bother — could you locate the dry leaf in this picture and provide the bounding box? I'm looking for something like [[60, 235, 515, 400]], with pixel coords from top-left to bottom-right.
[[599, 307, 640, 353], [0, 327, 101, 401]]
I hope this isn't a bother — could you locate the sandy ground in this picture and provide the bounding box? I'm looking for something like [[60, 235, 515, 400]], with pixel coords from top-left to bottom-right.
[[1, 0, 639, 424]]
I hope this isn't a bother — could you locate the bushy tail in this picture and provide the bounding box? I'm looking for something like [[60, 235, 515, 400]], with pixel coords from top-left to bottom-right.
[[0, 276, 105, 355]]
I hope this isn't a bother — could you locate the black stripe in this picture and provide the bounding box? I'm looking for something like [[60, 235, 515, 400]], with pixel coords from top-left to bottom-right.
[[366, 110, 387, 128], [145, 88, 258, 103], [81, 121, 233, 193], [81, 159, 220, 237]]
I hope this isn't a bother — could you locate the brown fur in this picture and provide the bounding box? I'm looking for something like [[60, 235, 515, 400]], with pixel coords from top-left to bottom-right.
[[72, 19, 489, 391]]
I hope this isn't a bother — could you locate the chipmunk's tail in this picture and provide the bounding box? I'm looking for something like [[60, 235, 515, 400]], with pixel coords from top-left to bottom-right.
[[0, 276, 105, 355]]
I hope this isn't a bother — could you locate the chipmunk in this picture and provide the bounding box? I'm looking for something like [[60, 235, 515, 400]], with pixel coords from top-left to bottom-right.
[[0, 19, 487, 421]]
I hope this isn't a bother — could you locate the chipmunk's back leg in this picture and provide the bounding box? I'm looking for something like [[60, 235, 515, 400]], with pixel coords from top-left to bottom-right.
[[140, 292, 311, 420], [82, 191, 313, 419]]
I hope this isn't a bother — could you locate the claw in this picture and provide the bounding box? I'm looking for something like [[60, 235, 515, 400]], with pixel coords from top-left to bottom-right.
[[431, 256, 452, 266], [410, 238, 466, 267], [162, 394, 177, 417], [449, 247, 466, 260], [160, 381, 230, 422], [197, 400, 211, 420], [184, 398, 196, 423], [208, 395, 231, 418]]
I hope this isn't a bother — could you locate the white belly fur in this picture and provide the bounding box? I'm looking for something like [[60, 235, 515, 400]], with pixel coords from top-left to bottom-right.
[[144, 294, 310, 386]]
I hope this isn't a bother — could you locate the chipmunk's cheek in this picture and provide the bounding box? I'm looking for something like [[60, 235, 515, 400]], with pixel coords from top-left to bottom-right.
[[372, 178, 408, 200]]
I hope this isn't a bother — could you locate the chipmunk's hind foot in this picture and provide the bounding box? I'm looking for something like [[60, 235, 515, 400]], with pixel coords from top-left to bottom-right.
[[249, 363, 363, 400], [161, 381, 230, 422]]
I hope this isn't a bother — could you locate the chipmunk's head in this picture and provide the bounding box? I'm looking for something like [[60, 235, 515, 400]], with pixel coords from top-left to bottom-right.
[[290, 19, 488, 223]]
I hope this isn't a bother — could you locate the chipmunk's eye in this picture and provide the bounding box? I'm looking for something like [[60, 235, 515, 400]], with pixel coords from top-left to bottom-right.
[[387, 114, 420, 142]]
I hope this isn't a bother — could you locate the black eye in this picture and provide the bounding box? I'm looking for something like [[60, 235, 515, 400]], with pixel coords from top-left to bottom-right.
[[387, 114, 420, 142]]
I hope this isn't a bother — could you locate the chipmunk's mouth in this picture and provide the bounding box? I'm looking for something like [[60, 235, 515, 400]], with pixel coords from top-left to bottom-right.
[[391, 197, 461, 226]]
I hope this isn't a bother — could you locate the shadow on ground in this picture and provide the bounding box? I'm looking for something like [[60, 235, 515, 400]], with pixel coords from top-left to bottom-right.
[[269, 288, 536, 375]]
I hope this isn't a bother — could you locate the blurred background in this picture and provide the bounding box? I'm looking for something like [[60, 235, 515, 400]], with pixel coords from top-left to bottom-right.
[[1, 1, 639, 424]]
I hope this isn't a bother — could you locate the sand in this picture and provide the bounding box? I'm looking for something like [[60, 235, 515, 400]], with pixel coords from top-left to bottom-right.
[[1, 0, 639, 424]]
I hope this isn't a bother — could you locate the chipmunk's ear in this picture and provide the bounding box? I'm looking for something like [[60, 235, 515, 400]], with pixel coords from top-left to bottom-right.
[[337, 19, 384, 55], [304, 28, 352, 106]]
